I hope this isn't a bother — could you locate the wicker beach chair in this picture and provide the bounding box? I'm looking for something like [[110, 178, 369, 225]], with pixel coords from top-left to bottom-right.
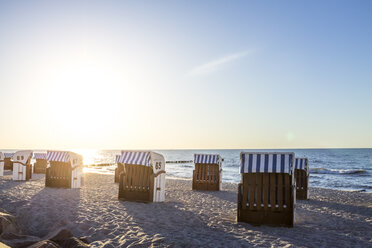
[[294, 158, 309, 200], [0, 152, 4, 176], [3, 152, 14, 171], [33, 153, 48, 174], [45, 151, 83, 188], [192, 154, 222, 191], [12, 150, 33, 181], [118, 151, 166, 203], [114, 155, 124, 183], [237, 152, 296, 227]]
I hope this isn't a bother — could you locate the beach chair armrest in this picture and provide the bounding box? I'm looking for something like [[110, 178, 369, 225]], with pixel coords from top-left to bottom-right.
[[151, 170, 166, 178]]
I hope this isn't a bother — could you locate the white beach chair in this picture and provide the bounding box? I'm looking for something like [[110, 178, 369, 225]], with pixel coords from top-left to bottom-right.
[[12, 150, 33, 181], [0, 152, 4, 176]]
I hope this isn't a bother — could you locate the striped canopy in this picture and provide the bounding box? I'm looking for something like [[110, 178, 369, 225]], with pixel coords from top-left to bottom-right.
[[34, 153, 47, 160], [115, 155, 121, 163], [119, 151, 151, 166], [4, 153, 15, 158], [295, 158, 308, 171], [194, 154, 221, 164], [240, 152, 295, 174], [47, 151, 71, 163]]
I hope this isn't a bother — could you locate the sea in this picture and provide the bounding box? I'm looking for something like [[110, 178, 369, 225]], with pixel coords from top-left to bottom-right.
[[3, 148, 372, 192]]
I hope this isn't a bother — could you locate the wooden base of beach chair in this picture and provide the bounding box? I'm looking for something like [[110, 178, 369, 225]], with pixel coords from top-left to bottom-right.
[[192, 164, 221, 191], [114, 164, 124, 183], [118, 164, 154, 203], [34, 160, 47, 174], [45, 163, 72, 188], [237, 173, 295, 227], [295, 169, 308, 200]]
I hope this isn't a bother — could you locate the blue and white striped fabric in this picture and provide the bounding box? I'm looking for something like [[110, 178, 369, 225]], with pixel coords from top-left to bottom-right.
[[119, 151, 151, 166], [46, 151, 70, 163], [240, 152, 295, 174], [4, 153, 14, 158], [194, 154, 221, 164], [295, 158, 308, 171], [115, 155, 121, 163], [34, 153, 47, 160]]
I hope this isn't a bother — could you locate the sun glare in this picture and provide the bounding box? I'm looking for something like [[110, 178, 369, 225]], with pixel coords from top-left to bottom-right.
[[72, 149, 97, 165]]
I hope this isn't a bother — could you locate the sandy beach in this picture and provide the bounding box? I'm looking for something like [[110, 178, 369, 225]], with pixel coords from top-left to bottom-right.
[[0, 171, 371, 247]]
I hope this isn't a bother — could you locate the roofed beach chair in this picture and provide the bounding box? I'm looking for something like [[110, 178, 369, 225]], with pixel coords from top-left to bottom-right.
[[33, 153, 48, 174], [294, 158, 309, 200], [4, 152, 14, 170], [192, 154, 222, 191], [114, 155, 124, 183], [118, 151, 166, 203], [237, 152, 296, 227], [0, 152, 4, 176], [45, 151, 83, 188], [12, 150, 33, 181]]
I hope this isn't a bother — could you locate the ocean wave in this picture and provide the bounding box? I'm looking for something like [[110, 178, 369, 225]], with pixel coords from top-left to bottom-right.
[[310, 168, 366, 175]]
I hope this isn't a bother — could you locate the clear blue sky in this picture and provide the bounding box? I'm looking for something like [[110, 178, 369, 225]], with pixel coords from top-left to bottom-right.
[[0, 0, 371, 149]]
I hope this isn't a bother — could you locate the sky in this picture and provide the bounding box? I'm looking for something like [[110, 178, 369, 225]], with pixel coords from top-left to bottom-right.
[[0, 0, 371, 149]]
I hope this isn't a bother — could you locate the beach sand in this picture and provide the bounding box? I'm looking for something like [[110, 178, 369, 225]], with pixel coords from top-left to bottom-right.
[[0, 171, 371, 247]]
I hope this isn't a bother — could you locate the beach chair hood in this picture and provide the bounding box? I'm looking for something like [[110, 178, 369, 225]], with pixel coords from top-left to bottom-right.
[[34, 153, 47, 160], [46, 151, 83, 168], [295, 158, 309, 174], [12, 150, 33, 164], [119, 151, 165, 174], [240, 152, 295, 174], [4, 152, 15, 159], [194, 154, 222, 166]]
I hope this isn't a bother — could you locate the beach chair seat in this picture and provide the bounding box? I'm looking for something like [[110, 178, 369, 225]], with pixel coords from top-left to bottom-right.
[[12, 150, 33, 181], [294, 158, 309, 200], [33, 153, 47, 174], [237, 152, 296, 227], [192, 154, 222, 191], [118, 151, 166, 203], [45, 151, 83, 188]]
